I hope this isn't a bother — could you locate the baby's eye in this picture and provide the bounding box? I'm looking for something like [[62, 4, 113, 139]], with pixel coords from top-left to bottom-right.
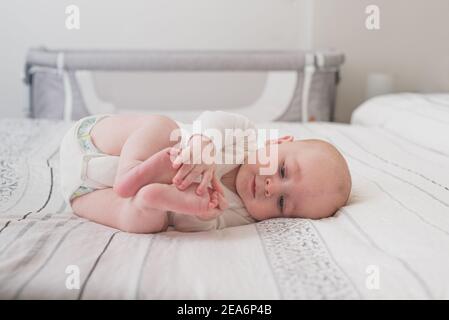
[[278, 195, 284, 213], [280, 163, 286, 178]]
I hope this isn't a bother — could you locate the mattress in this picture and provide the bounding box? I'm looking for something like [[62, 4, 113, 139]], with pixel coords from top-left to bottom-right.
[[1, 94, 449, 299]]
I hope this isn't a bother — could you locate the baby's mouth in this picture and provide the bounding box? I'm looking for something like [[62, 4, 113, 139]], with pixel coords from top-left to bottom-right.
[[251, 175, 256, 199]]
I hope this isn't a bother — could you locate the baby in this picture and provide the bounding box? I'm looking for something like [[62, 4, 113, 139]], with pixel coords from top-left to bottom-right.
[[59, 111, 351, 233]]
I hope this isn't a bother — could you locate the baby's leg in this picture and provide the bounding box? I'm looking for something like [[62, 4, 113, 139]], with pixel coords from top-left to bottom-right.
[[111, 115, 181, 198], [72, 182, 218, 233], [113, 147, 177, 198], [71, 188, 169, 234]]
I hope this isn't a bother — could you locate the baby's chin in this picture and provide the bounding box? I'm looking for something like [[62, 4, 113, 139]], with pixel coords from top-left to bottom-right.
[[244, 206, 262, 221]]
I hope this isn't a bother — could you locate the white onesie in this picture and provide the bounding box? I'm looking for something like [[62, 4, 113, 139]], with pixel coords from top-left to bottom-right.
[[59, 111, 258, 232]]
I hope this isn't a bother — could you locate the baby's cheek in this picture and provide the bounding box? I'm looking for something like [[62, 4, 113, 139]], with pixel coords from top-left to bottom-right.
[[247, 202, 267, 221], [260, 205, 280, 220]]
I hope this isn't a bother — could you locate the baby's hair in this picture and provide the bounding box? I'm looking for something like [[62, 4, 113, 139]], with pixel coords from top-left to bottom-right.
[[321, 140, 352, 213], [297, 139, 352, 217]]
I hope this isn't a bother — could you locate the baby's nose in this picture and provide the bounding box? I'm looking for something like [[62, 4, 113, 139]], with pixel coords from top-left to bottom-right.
[[264, 178, 273, 197]]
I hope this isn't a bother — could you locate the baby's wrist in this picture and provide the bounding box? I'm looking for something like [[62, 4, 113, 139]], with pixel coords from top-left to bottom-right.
[[188, 134, 216, 161], [188, 133, 213, 145]]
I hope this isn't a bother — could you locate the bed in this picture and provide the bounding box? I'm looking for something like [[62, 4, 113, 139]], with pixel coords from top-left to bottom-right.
[[1, 93, 449, 299]]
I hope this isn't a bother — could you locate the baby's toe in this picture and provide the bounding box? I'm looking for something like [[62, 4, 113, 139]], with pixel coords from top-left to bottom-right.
[[209, 198, 218, 209]]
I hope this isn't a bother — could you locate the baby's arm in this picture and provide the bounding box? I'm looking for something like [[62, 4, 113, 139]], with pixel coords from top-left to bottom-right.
[[172, 111, 257, 192]]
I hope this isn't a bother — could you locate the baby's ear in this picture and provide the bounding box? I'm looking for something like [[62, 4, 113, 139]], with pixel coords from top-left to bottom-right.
[[266, 135, 294, 145]]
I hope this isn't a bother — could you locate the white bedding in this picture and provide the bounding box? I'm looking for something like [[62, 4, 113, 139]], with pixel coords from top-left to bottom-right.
[[352, 93, 449, 157], [1, 96, 449, 299]]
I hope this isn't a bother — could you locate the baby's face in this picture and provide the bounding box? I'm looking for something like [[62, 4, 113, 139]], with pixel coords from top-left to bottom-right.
[[235, 139, 351, 221]]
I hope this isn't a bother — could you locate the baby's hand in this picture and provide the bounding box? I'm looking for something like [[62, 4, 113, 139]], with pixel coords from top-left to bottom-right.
[[170, 135, 223, 196], [197, 188, 228, 221]]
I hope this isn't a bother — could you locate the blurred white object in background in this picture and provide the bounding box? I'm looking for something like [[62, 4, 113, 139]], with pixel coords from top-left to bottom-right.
[[365, 72, 394, 99]]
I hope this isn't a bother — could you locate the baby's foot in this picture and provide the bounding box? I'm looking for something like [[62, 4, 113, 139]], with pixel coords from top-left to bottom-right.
[[167, 184, 223, 220], [114, 147, 178, 197], [176, 184, 219, 220]]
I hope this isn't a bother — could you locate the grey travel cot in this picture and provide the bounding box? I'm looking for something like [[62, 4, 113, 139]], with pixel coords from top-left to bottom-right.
[[23, 48, 344, 122]]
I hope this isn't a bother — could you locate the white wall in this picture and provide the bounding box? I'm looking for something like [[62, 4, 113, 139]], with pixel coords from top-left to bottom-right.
[[0, 0, 309, 118], [2, 1, 448, 122], [313, 0, 449, 122]]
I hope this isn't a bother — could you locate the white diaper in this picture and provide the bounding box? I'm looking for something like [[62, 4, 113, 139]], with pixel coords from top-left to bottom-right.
[[59, 114, 120, 209]]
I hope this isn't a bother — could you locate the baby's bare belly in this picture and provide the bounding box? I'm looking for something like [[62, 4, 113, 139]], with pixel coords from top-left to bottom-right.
[[90, 114, 179, 156]]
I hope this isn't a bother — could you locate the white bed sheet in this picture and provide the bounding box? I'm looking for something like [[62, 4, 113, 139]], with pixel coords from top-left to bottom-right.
[[0, 115, 449, 299]]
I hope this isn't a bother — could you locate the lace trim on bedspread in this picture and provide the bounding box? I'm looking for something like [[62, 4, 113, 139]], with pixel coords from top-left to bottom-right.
[[0, 158, 26, 211], [256, 218, 360, 299], [0, 119, 69, 212]]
